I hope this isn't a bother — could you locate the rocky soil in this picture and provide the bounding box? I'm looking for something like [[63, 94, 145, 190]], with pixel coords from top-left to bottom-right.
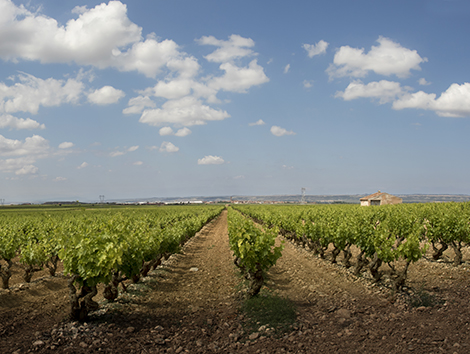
[[1, 209, 470, 353]]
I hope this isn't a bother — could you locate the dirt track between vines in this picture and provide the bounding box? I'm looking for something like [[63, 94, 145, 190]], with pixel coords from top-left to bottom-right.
[[1, 209, 470, 353]]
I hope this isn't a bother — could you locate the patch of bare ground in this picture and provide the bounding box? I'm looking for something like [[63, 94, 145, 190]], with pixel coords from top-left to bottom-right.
[[2, 209, 470, 354]]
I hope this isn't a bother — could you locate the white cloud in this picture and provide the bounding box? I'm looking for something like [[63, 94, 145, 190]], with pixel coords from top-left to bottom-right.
[[0, 73, 84, 115], [0, 114, 45, 130], [194, 35, 269, 94], [87, 86, 125, 105], [77, 162, 88, 169], [327, 36, 427, 79], [144, 78, 218, 103], [197, 155, 224, 165], [249, 119, 265, 126], [110, 151, 125, 157], [0, 1, 182, 78], [0, 134, 50, 175], [133, 161, 143, 166], [158, 126, 191, 137], [152, 79, 194, 100], [139, 96, 230, 127], [270, 126, 296, 137], [53, 176, 67, 182], [16, 164, 39, 175], [234, 175, 245, 179], [120, 34, 268, 132], [0, 134, 49, 156], [0, 156, 38, 175], [282, 165, 294, 170], [335, 80, 406, 103], [393, 82, 470, 117], [58, 142, 74, 149], [115, 36, 181, 78], [175, 127, 191, 137], [159, 141, 179, 153], [58, 142, 74, 151], [159, 127, 174, 136], [208, 60, 269, 93], [166, 56, 201, 79], [284, 64, 290, 74], [127, 145, 139, 152], [197, 34, 255, 63], [303, 80, 313, 89], [418, 78, 431, 86], [123, 96, 156, 114], [303, 40, 329, 58]]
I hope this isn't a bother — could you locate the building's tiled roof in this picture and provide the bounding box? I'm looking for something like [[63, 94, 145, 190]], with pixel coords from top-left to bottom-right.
[[360, 192, 386, 201]]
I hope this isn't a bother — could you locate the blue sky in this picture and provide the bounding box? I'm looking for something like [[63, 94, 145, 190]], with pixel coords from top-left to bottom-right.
[[1, 0, 470, 203]]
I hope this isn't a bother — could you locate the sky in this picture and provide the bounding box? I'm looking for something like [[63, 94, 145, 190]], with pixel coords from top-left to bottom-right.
[[1, 0, 470, 203]]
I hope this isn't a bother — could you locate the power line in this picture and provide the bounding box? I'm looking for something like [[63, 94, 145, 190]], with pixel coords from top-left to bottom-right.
[[300, 188, 306, 204]]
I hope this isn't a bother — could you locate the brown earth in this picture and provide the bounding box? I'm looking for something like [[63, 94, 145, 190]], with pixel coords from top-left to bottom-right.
[[1, 209, 470, 353]]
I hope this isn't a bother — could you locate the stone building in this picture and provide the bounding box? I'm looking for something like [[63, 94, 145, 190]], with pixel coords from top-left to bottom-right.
[[360, 191, 403, 206]]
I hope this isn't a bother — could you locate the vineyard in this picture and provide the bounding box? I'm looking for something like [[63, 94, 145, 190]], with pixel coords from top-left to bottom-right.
[[233, 202, 470, 291], [1, 203, 470, 353]]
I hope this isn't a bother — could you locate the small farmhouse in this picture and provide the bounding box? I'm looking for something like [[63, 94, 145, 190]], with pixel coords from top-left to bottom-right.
[[360, 191, 402, 206]]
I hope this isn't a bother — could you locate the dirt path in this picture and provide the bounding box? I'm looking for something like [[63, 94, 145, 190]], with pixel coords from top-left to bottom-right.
[[1, 209, 470, 354]]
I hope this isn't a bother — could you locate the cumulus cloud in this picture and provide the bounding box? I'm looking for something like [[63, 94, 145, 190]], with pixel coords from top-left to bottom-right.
[[303, 40, 329, 58], [127, 145, 139, 152], [139, 96, 230, 127], [16, 164, 39, 175], [197, 155, 225, 165], [197, 34, 255, 63], [159, 127, 174, 136], [123, 96, 156, 114], [392, 82, 470, 117], [159, 126, 192, 137], [270, 126, 296, 137], [303, 80, 313, 89], [53, 176, 67, 182], [327, 36, 427, 79], [419, 78, 431, 86], [58, 142, 74, 149], [208, 60, 269, 93], [0, 156, 38, 175], [249, 119, 265, 126], [77, 162, 88, 169], [0, 114, 45, 130], [152, 79, 193, 100], [0, 73, 84, 115], [284, 64, 290, 74], [110, 151, 125, 157], [195, 34, 269, 93], [159, 141, 179, 153], [133, 161, 143, 165], [335, 80, 406, 103], [0, 134, 50, 156], [121, 34, 268, 132], [0, 134, 51, 175], [139, 77, 218, 104], [0, 1, 181, 78], [175, 127, 191, 137], [87, 86, 125, 105]]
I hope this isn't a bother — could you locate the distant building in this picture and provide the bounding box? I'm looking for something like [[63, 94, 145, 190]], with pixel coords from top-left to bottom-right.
[[360, 191, 402, 206]]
